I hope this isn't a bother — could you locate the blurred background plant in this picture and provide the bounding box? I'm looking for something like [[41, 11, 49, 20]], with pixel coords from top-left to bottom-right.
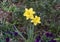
[[0, 0, 60, 42]]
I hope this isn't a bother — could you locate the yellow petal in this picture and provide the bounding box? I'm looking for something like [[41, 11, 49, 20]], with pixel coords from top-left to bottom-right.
[[25, 8, 29, 11], [31, 20, 33, 22], [34, 23, 37, 26], [29, 8, 33, 11], [26, 17, 29, 20]]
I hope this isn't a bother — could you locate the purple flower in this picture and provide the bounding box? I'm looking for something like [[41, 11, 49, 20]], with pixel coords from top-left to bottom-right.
[[49, 39, 56, 42], [14, 32, 18, 36], [35, 36, 41, 42], [6, 37, 10, 42], [45, 32, 54, 38]]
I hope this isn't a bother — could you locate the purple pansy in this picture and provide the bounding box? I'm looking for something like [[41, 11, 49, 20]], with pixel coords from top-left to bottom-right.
[[45, 32, 54, 38], [6, 37, 10, 42], [14, 32, 18, 36], [35, 36, 41, 42]]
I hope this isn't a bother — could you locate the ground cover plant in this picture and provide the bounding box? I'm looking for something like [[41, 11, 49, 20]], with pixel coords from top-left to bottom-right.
[[0, 0, 60, 42]]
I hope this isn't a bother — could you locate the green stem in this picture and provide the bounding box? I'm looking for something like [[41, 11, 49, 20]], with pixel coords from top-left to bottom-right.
[[26, 23, 34, 42], [14, 25, 26, 41]]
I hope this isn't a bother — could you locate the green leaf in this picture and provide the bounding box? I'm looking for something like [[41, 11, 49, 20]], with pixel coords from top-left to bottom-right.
[[54, 38, 60, 40]]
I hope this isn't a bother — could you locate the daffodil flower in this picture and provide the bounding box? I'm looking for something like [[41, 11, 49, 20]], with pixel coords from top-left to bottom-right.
[[23, 8, 35, 20], [31, 16, 41, 25]]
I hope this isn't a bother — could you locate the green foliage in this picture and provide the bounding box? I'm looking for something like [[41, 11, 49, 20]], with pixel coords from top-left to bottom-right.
[[0, 0, 60, 42]]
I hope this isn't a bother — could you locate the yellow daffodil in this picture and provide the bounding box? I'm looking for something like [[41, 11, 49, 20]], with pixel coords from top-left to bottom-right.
[[31, 16, 41, 25], [23, 8, 35, 20]]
